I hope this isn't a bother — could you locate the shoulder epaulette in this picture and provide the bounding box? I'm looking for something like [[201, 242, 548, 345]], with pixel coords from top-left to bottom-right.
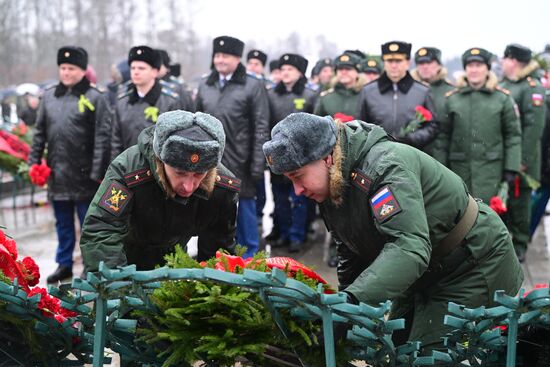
[[159, 79, 176, 89], [246, 72, 263, 81], [45, 83, 57, 91], [527, 76, 538, 88], [415, 79, 430, 88], [124, 168, 154, 188], [350, 169, 372, 194], [215, 174, 241, 192], [320, 88, 334, 97], [161, 87, 179, 99], [445, 88, 459, 98], [90, 83, 106, 93], [495, 86, 510, 95], [168, 75, 182, 85]]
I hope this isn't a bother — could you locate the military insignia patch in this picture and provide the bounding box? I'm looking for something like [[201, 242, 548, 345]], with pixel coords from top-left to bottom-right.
[[389, 43, 399, 52], [215, 174, 241, 192], [99, 182, 133, 216], [368, 60, 377, 67], [532, 93, 543, 107], [418, 48, 427, 56], [190, 153, 200, 163], [340, 55, 350, 62], [124, 168, 153, 188], [370, 185, 402, 222], [350, 169, 372, 194]]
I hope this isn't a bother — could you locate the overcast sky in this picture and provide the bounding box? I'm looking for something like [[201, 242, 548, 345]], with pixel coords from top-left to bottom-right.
[[187, 0, 549, 62]]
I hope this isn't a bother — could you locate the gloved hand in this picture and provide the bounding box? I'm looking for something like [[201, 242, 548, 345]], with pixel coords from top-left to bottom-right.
[[503, 170, 517, 186]]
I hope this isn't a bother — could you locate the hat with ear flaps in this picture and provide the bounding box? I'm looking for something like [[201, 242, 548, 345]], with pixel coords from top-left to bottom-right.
[[263, 112, 338, 175], [153, 110, 226, 172]]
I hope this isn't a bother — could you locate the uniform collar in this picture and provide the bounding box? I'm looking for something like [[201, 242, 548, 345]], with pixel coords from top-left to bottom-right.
[[54, 76, 91, 97], [377, 71, 414, 94], [274, 76, 307, 95], [206, 63, 248, 86], [128, 79, 162, 105]]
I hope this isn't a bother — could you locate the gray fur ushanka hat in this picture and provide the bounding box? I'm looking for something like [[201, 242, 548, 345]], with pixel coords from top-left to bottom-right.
[[153, 110, 225, 172], [262, 113, 338, 175]]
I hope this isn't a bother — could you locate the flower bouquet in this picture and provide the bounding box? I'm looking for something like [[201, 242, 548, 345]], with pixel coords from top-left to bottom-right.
[[400, 105, 433, 136]]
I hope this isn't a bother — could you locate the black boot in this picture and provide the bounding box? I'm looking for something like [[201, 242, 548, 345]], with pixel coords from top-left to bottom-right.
[[46, 266, 73, 283]]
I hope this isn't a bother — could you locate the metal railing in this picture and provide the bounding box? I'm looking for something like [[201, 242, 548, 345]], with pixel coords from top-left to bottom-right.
[[0, 262, 549, 366]]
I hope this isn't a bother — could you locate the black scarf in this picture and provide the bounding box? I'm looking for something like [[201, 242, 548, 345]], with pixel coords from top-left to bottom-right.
[[274, 76, 307, 95], [128, 79, 162, 105]]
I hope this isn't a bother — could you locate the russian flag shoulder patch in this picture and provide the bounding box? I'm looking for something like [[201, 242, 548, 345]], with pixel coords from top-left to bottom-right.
[[370, 185, 402, 222], [532, 93, 543, 107]]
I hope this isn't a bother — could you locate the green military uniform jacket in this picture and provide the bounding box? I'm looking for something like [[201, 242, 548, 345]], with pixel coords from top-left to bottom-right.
[[80, 126, 239, 272], [411, 67, 454, 120], [433, 72, 522, 203], [314, 75, 368, 118], [321, 120, 522, 345], [500, 60, 547, 182], [410, 68, 454, 156]]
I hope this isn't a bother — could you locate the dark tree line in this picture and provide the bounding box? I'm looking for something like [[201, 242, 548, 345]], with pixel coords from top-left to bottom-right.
[[0, 0, 342, 87]]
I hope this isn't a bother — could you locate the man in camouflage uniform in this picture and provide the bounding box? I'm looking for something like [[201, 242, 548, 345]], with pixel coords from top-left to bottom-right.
[[500, 44, 547, 262], [29, 46, 112, 282], [112, 46, 183, 160], [263, 112, 523, 350], [81, 110, 239, 272]]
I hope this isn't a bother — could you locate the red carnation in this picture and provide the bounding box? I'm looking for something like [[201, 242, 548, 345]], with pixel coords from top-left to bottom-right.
[[29, 160, 51, 187], [28, 286, 77, 322], [333, 113, 354, 123], [489, 182, 509, 215], [19, 256, 40, 286], [29, 287, 61, 316], [415, 105, 433, 121], [2, 237, 18, 260], [214, 251, 248, 272], [489, 196, 507, 215]]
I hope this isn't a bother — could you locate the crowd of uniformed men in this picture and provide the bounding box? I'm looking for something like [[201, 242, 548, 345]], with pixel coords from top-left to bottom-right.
[[22, 35, 549, 285]]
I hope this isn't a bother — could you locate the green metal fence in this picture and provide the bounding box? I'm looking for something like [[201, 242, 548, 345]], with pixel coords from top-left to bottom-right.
[[0, 262, 549, 366]]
